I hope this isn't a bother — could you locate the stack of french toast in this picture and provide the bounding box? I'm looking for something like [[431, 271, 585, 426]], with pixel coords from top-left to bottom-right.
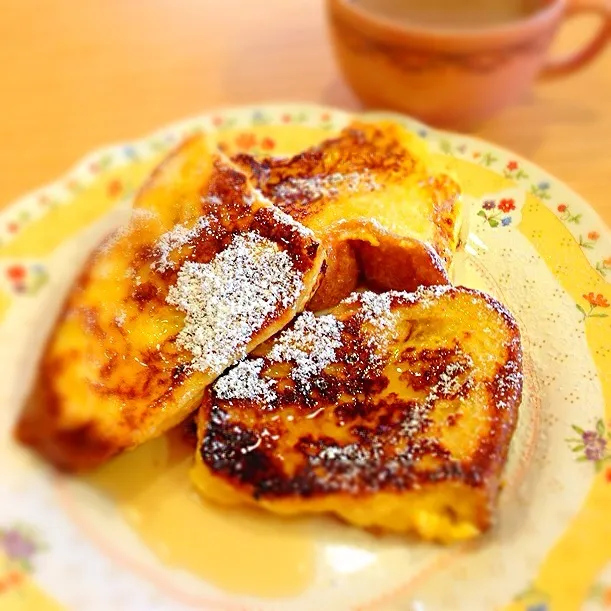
[[16, 121, 522, 543]]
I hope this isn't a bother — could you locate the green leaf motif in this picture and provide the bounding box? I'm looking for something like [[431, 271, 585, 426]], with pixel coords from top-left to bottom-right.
[[98, 155, 112, 170], [439, 140, 452, 154], [477, 210, 487, 218], [596, 419, 606, 436], [481, 153, 497, 166], [590, 313, 609, 318], [572, 424, 585, 434], [217, 117, 236, 131], [488, 218, 499, 228], [576, 304, 586, 316]]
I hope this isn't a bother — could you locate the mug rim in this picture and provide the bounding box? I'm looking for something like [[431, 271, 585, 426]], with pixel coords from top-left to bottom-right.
[[328, 0, 566, 42]]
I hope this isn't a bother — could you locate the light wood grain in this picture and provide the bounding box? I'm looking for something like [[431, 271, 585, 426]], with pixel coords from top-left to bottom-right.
[[0, 0, 609, 225]]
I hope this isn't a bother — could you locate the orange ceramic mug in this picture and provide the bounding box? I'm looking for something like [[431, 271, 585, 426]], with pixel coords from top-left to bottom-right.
[[327, 0, 611, 129]]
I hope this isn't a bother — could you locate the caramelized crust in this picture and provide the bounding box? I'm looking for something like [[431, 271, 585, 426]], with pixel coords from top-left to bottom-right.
[[193, 286, 522, 542], [16, 136, 325, 471], [234, 121, 463, 309]]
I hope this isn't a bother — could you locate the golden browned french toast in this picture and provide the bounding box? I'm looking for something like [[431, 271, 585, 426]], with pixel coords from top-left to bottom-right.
[[234, 121, 463, 310], [192, 286, 522, 542], [16, 135, 325, 472]]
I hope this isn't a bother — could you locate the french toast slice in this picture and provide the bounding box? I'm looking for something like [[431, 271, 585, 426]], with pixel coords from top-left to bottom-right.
[[234, 121, 463, 310], [192, 286, 522, 543], [16, 136, 325, 472]]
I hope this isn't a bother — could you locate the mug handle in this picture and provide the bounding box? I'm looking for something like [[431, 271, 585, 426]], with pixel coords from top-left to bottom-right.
[[542, 0, 611, 77]]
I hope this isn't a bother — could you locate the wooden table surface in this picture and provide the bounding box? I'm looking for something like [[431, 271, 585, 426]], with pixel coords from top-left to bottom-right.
[[1, 0, 610, 225]]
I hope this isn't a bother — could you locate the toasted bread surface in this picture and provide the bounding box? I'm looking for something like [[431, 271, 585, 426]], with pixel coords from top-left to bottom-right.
[[193, 286, 522, 542], [234, 121, 463, 309], [16, 136, 325, 471]]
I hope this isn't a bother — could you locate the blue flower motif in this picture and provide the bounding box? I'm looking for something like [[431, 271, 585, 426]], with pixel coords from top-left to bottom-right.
[[123, 145, 138, 160], [482, 200, 496, 210], [538, 181, 550, 190], [252, 110, 266, 122], [418, 129, 428, 138], [502, 216, 512, 226], [526, 604, 548, 611]]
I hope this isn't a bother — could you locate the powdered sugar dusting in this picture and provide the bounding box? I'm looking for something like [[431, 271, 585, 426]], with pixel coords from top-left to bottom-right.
[[269, 206, 315, 239], [349, 291, 394, 329], [114, 310, 126, 328], [401, 355, 474, 438], [346, 285, 454, 314], [214, 310, 345, 401], [345, 291, 396, 366], [268, 312, 344, 390], [214, 359, 277, 403], [153, 216, 211, 272], [166, 232, 304, 374], [400, 284, 454, 308], [273, 171, 379, 201]]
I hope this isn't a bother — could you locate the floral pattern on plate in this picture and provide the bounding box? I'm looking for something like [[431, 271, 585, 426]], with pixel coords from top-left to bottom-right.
[[0, 104, 609, 611], [0, 524, 45, 596]]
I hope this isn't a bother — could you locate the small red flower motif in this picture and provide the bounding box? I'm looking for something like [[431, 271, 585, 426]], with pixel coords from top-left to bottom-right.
[[7, 222, 18, 233], [321, 112, 331, 122], [0, 570, 24, 594], [282, 113, 291, 123], [6, 570, 23, 586], [212, 116, 223, 127], [260, 137, 275, 151], [473, 152, 481, 159], [604, 256, 611, 266], [506, 161, 518, 171], [6, 265, 26, 282], [606, 467, 611, 483], [38, 194, 50, 206], [583, 292, 610, 308], [235, 133, 257, 150], [498, 198, 516, 213], [107, 179, 123, 198], [557, 204, 567, 213], [587, 231, 600, 241]]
